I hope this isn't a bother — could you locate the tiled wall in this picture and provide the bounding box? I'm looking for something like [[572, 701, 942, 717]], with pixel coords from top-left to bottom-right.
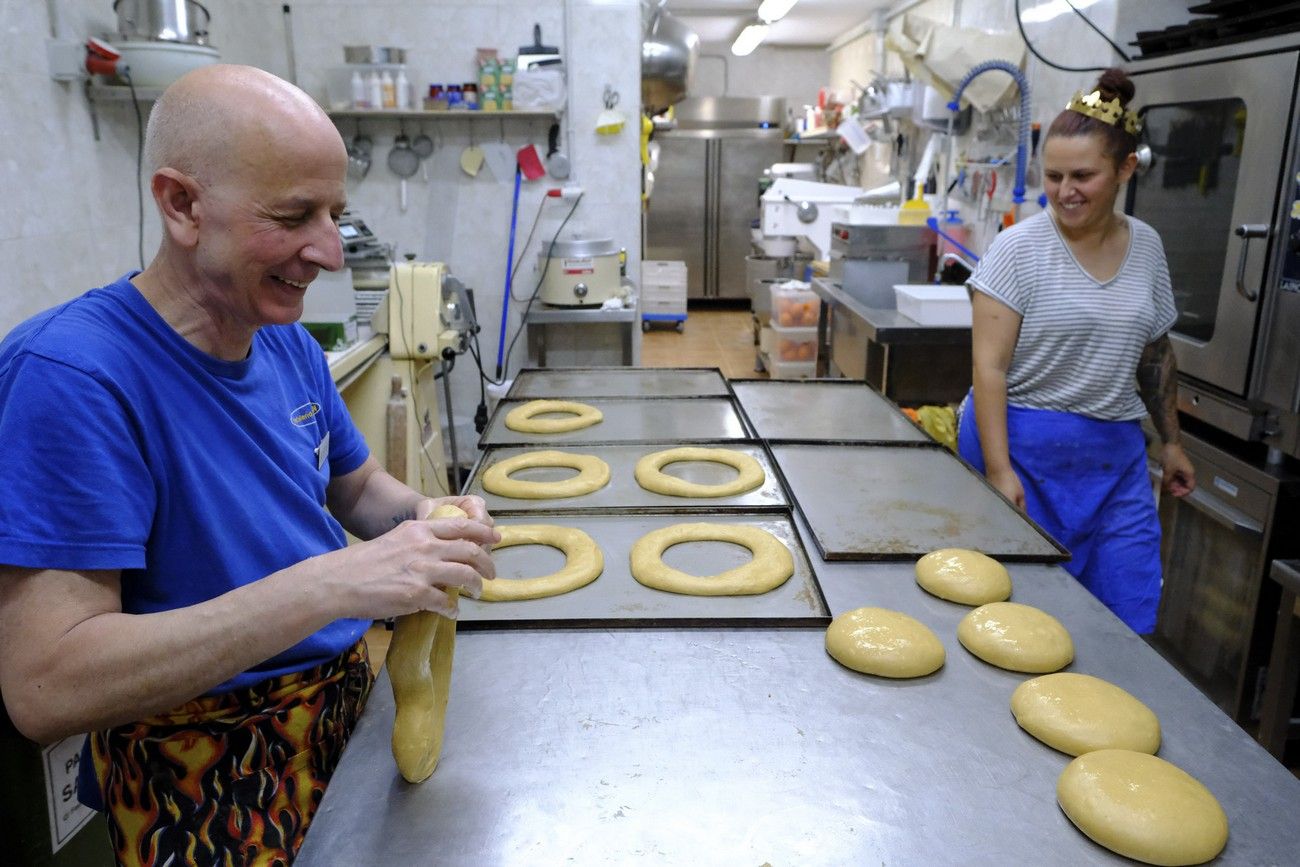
[[5, 0, 643, 460]]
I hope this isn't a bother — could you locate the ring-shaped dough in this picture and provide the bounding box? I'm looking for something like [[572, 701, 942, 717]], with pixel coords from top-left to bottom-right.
[[504, 399, 603, 434], [634, 447, 765, 498], [630, 522, 794, 596], [479, 524, 603, 601], [482, 450, 611, 499]]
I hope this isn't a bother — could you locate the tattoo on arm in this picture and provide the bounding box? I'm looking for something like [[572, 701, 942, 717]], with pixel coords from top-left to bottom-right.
[[1137, 335, 1181, 445], [392, 509, 416, 527]]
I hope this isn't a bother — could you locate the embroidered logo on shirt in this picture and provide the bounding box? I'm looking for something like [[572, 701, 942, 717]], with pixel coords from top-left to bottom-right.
[[290, 402, 322, 426]]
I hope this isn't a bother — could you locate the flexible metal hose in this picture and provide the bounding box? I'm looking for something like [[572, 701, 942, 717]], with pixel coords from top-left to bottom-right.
[[947, 60, 1031, 219]]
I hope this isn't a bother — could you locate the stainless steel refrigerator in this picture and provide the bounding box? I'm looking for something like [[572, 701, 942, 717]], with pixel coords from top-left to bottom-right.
[[645, 97, 786, 300]]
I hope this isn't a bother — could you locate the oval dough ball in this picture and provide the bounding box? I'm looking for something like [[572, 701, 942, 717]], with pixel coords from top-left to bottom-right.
[[480, 524, 604, 601], [1012, 673, 1161, 756], [957, 602, 1073, 673], [629, 522, 793, 596], [504, 400, 603, 434], [1057, 749, 1228, 866], [481, 450, 610, 499], [914, 548, 1012, 606], [634, 446, 765, 498], [825, 607, 945, 679]]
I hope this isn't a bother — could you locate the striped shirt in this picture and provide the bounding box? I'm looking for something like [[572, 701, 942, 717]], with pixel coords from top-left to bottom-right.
[[968, 210, 1177, 421]]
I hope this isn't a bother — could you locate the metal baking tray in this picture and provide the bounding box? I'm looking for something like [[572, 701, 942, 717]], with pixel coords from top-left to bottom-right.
[[732, 379, 931, 444], [458, 512, 828, 628], [769, 442, 1068, 562], [465, 442, 788, 514], [506, 367, 732, 399], [480, 397, 749, 446]]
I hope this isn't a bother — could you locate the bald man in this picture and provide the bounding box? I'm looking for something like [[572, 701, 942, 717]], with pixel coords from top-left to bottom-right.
[[0, 65, 497, 864]]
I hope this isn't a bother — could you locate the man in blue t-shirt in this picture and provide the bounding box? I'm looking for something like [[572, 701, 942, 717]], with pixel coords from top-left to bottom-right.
[[0, 65, 498, 864]]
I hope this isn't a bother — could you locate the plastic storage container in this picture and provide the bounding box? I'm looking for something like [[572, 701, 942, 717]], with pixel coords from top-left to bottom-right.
[[893, 284, 972, 326], [771, 323, 818, 362], [767, 357, 816, 380], [641, 260, 687, 328], [770, 282, 819, 328]]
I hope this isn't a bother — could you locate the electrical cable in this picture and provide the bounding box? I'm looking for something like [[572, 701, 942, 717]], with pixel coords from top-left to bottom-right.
[[509, 194, 551, 302], [1063, 0, 1130, 62], [473, 192, 584, 389], [122, 68, 145, 271], [1015, 0, 1116, 73]]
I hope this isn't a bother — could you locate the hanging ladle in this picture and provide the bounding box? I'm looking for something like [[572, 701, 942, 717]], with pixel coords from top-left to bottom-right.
[[388, 121, 420, 211]]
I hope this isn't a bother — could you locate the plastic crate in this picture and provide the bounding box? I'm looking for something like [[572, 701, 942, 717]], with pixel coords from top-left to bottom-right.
[[767, 357, 816, 380], [894, 284, 972, 326], [770, 282, 819, 327], [771, 323, 818, 363], [642, 260, 687, 294]]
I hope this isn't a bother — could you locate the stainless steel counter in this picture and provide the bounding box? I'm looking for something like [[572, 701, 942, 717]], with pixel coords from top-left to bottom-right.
[[299, 533, 1300, 865], [812, 277, 972, 405], [298, 376, 1300, 865]]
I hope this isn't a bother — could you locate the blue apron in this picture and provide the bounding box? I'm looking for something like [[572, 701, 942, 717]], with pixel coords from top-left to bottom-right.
[[957, 392, 1162, 634]]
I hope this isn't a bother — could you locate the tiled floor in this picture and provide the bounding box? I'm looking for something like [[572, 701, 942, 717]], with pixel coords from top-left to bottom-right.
[[640, 307, 765, 380]]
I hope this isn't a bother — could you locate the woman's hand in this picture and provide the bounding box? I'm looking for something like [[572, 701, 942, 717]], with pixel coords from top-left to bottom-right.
[[1160, 443, 1196, 498], [988, 465, 1026, 510]]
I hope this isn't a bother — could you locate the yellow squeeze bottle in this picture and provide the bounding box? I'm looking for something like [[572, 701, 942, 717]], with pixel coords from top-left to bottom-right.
[[899, 182, 931, 226]]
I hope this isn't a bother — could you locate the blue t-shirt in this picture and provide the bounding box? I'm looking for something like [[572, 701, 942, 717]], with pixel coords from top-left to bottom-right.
[[0, 274, 371, 693]]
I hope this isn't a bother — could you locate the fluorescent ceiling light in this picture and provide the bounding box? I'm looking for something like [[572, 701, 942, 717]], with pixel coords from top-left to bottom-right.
[[1020, 0, 1102, 25], [757, 0, 799, 23], [731, 22, 768, 56]]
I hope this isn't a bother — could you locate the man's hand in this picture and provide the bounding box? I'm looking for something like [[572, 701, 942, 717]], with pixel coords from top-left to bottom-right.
[[1160, 443, 1196, 498], [321, 510, 499, 621]]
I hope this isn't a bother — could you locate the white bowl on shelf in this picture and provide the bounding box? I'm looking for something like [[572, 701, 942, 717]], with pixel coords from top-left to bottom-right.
[[113, 41, 220, 89]]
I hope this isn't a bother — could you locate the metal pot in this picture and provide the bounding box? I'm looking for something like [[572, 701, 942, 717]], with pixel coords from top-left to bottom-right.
[[114, 0, 210, 45], [537, 238, 623, 307], [642, 6, 698, 116]]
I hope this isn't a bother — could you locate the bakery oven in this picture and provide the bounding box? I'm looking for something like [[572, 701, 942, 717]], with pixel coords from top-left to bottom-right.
[[1126, 36, 1300, 457]]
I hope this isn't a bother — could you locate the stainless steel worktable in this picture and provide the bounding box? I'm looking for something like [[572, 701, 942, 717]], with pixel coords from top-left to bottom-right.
[[298, 513, 1300, 865]]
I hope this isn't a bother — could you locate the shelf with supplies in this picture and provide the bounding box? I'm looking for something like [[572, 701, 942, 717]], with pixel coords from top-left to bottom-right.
[[325, 109, 558, 120]]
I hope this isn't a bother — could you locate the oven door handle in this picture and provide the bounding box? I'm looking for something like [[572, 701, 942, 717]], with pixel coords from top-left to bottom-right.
[[1233, 224, 1269, 302], [1149, 461, 1264, 537]]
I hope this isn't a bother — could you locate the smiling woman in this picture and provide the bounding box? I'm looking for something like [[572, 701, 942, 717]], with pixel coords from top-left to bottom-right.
[[957, 67, 1195, 635]]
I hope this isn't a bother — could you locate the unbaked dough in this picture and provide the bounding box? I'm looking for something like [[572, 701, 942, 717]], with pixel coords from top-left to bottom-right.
[[504, 399, 603, 434], [481, 450, 611, 499], [914, 548, 1012, 606], [388, 503, 470, 783], [1057, 749, 1228, 866], [825, 607, 945, 678], [634, 446, 765, 498], [479, 524, 603, 601], [1012, 672, 1161, 756], [629, 522, 793, 596], [957, 601, 1074, 673]]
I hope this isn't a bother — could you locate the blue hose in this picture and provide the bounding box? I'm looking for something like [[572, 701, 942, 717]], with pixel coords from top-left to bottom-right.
[[496, 165, 522, 379], [947, 60, 1031, 213], [925, 216, 981, 263]]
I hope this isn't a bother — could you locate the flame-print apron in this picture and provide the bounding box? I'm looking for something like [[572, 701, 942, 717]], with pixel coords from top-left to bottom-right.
[[88, 640, 372, 866]]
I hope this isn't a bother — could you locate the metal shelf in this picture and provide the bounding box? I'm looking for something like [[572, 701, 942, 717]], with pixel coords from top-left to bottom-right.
[[325, 109, 557, 120]]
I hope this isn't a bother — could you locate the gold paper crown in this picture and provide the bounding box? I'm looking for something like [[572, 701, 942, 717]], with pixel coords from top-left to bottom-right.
[[1066, 89, 1142, 135]]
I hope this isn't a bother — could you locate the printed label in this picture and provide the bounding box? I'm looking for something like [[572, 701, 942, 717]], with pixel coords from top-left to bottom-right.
[[43, 736, 94, 852]]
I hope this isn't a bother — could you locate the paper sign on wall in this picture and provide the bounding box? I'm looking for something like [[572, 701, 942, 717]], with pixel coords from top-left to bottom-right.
[[43, 735, 94, 852]]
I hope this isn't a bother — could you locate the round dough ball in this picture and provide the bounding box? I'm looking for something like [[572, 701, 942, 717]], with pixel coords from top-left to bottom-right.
[[914, 548, 1012, 606], [504, 400, 603, 434], [957, 602, 1073, 673], [629, 522, 793, 596], [1057, 749, 1228, 866], [634, 446, 765, 498], [481, 450, 610, 499], [1012, 673, 1161, 756], [825, 607, 945, 678]]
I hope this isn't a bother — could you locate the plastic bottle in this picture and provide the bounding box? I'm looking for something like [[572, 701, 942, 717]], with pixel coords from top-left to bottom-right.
[[395, 68, 410, 110], [380, 70, 396, 109], [367, 71, 382, 110], [350, 69, 367, 109], [937, 210, 972, 260]]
